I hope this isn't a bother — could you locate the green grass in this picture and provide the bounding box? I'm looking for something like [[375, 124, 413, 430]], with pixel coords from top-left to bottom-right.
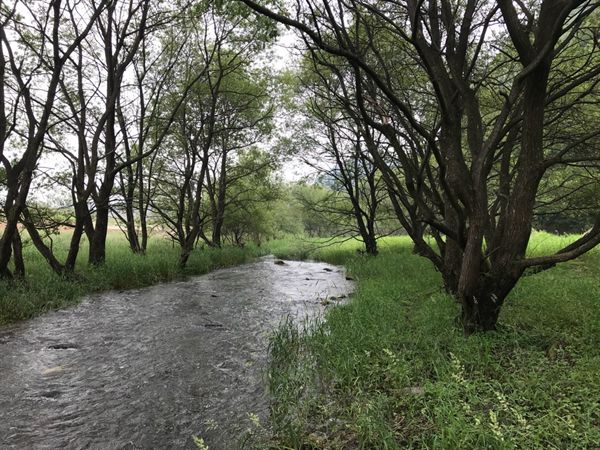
[[261, 233, 600, 449], [0, 232, 266, 325]]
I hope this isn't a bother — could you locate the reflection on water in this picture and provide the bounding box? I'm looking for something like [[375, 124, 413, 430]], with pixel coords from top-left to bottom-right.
[[0, 256, 353, 450]]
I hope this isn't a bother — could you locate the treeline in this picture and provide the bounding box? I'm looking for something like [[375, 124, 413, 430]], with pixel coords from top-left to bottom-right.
[[0, 0, 282, 276], [3, 0, 600, 334], [0, 0, 404, 278]]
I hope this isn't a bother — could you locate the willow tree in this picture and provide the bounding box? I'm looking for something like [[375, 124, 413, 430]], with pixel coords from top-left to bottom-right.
[[0, 0, 108, 277], [287, 51, 392, 255], [239, 0, 600, 332], [149, 1, 276, 266]]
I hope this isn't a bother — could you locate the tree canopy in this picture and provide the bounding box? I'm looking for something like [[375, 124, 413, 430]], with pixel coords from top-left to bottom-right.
[[238, 0, 600, 332], [2, 0, 600, 333]]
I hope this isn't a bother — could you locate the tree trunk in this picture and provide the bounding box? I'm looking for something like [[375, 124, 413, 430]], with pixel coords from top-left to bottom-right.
[[66, 200, 94, 271], [460, 292, 502, 333], [212, 219, 223, 248], [125, 210, 142, 253], [138, 157, 149, 253], [65, 221, 84, 271], [89, 204, 110, 266], [364, 234, 378, 256], [0, 183, 21, 278], [21, 210, 65, 276], [12, 231, 25, 278], [179, 241, 193, 268]]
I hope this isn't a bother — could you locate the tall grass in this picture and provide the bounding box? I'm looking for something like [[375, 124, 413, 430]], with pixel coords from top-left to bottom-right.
[[0, 232, 265, 325], [263, 233, 600, 449]]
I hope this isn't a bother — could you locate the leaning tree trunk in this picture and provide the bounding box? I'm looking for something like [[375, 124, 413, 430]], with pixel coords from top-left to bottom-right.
[[0, 169, 34, 278], [0, 210, 17, 279], [21, 209, 65, 276], [65, 221, 84, 271]]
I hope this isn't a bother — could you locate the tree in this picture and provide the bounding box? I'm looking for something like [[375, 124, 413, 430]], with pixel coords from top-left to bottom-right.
[[290, 182, 343, 237], [43, 0, 209, 269], [66, 0, 153, 266], [239, 0, 600, 332], [220, 148, 281, 246], [291, 54, 395, 254], [149, 2, 276, 266], [0, 0, 108, 277]]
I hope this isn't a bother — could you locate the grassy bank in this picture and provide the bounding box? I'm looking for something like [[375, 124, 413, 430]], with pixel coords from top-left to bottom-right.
[[264, 233, 600, 449], [0, 232, 265, 326]]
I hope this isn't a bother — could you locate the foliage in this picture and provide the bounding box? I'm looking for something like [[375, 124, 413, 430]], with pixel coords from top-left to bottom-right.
[[221, 148, 281, 246], [290, 183, 349, 237], [238, 0, 600, 333]]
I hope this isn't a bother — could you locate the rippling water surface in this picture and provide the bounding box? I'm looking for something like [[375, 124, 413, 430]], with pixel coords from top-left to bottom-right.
[[0, 257, 353, 449]]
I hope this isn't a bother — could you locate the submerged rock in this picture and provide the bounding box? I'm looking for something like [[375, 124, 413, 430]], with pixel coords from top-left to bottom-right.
[[47, 343, 79, 350]]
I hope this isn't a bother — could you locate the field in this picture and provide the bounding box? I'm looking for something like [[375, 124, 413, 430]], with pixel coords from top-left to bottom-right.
[[264, 233, 600, 449], [0, 232, 264, 326]]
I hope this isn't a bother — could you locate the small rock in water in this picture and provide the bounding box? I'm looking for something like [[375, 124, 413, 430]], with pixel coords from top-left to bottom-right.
[[42, 366, 65, 376], [345, 275, 355, 281], [323, 267, 333, 272], [40, 390, 62, 399], [274, 260, 287, 266]]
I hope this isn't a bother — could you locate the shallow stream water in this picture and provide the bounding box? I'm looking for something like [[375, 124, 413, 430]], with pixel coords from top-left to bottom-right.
[[0, 257, 353, 449]]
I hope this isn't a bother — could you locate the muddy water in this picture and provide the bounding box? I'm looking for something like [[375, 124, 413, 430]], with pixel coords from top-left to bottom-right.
[[0, 257, 353, 450]]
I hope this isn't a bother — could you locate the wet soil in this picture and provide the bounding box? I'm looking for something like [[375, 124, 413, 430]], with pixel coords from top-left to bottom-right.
[[0, 257, 353, 449]]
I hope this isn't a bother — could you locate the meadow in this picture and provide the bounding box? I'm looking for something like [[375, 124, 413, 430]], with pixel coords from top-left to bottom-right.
[[264, 233, 600, 449]]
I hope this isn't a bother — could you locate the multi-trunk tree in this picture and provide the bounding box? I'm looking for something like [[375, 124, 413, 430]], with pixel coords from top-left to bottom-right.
[[149, 2, 276, 266], [291, 51, 396, 255], [0, 0, 108, 277], [239, 0, 600, 332]]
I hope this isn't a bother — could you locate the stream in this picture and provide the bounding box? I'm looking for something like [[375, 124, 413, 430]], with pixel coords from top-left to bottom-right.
[[0, 256, 354, 449]]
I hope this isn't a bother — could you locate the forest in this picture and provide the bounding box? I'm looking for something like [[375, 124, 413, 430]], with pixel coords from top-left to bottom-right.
[[1, 0, 600, 448]]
